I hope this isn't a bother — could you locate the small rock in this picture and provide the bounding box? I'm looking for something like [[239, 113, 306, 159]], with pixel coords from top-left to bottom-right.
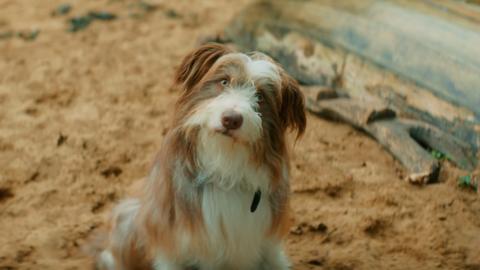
[[89, 11, 117, 21], [101, 166, 123, 178], [68, 16, 92, 32], [307, 258, 324, 266], [165, 9, 181, 19], [290, 222, 308, 235], [290, 226, 304, 235], [363, 218, 388, 237], [25, 171, 40, 183], [309, 222, 328, 233], [57, 133, 68, 146], [0, 187, 14, 202], [324, 184, 342, 197], [17, 30, 40, 41], [128, 1, 158, 19], [91, 200, 105, 213], [52, 4, 72, 16]]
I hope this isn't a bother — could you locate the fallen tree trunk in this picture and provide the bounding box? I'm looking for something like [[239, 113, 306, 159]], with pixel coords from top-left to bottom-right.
[[214, 0, 480, 182], [226, 0, 480, 120], [305, 92, 475, 183]]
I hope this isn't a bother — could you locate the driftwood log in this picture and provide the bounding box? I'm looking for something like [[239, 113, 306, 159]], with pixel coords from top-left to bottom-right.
[[207, 0, 480, 182], [303, 86, 475, 183], [226, 0, 480, 120]]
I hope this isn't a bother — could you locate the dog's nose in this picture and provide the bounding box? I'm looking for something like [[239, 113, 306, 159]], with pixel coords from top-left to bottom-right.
[[221, 110, 243, 130]]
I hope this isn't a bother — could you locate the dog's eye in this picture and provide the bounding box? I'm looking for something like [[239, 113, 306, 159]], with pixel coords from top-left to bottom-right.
[[255, 92, 264, 103], [220, 79, 229, 87]]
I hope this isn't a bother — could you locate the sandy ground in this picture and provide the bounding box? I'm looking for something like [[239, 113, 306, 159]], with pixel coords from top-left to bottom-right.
[[0, 0, 479, 269]]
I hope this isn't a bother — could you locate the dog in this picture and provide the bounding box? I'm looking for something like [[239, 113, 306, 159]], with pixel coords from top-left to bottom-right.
[[95, 43, 306, 270]]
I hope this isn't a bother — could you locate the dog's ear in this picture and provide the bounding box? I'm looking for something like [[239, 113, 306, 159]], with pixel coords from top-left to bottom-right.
[[175, 43, 231, 92], [279, 73, 306, 138]]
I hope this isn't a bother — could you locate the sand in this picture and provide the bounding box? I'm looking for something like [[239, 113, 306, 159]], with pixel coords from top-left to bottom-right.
[[0, 0, 479, 269]]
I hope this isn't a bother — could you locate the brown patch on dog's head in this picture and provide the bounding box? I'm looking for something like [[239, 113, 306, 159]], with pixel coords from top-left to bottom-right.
[[174, 43, 232, 93], [248, 51, 306, 138]]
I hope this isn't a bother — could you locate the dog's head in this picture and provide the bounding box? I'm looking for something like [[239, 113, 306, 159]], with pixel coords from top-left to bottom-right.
[[173, 43, 306, 146]]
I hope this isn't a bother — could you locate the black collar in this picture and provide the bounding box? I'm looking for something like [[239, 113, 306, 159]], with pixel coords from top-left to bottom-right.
[[194, 174, 262, 213]]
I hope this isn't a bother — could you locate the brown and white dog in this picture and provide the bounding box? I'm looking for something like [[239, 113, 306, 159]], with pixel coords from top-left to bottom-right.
[[96, 43, 306, 270]]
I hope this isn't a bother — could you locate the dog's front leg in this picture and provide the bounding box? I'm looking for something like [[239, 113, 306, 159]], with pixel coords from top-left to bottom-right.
[[260, 240, 291, 270]]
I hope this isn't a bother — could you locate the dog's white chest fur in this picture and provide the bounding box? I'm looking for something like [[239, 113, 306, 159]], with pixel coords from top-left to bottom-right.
[[200, 184, 272, 268], [186, 130, 273, 268]]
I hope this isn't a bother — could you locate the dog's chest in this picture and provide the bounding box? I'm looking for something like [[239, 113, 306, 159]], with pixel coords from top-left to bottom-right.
[[200, 184, 272, 264]]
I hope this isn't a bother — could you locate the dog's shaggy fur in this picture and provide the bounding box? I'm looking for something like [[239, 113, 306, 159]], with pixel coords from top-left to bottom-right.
[[95, 43, 306, 270]]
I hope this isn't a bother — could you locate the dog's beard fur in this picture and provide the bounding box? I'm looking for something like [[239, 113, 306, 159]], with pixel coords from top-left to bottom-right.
[[94, 44, 306, 270]]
